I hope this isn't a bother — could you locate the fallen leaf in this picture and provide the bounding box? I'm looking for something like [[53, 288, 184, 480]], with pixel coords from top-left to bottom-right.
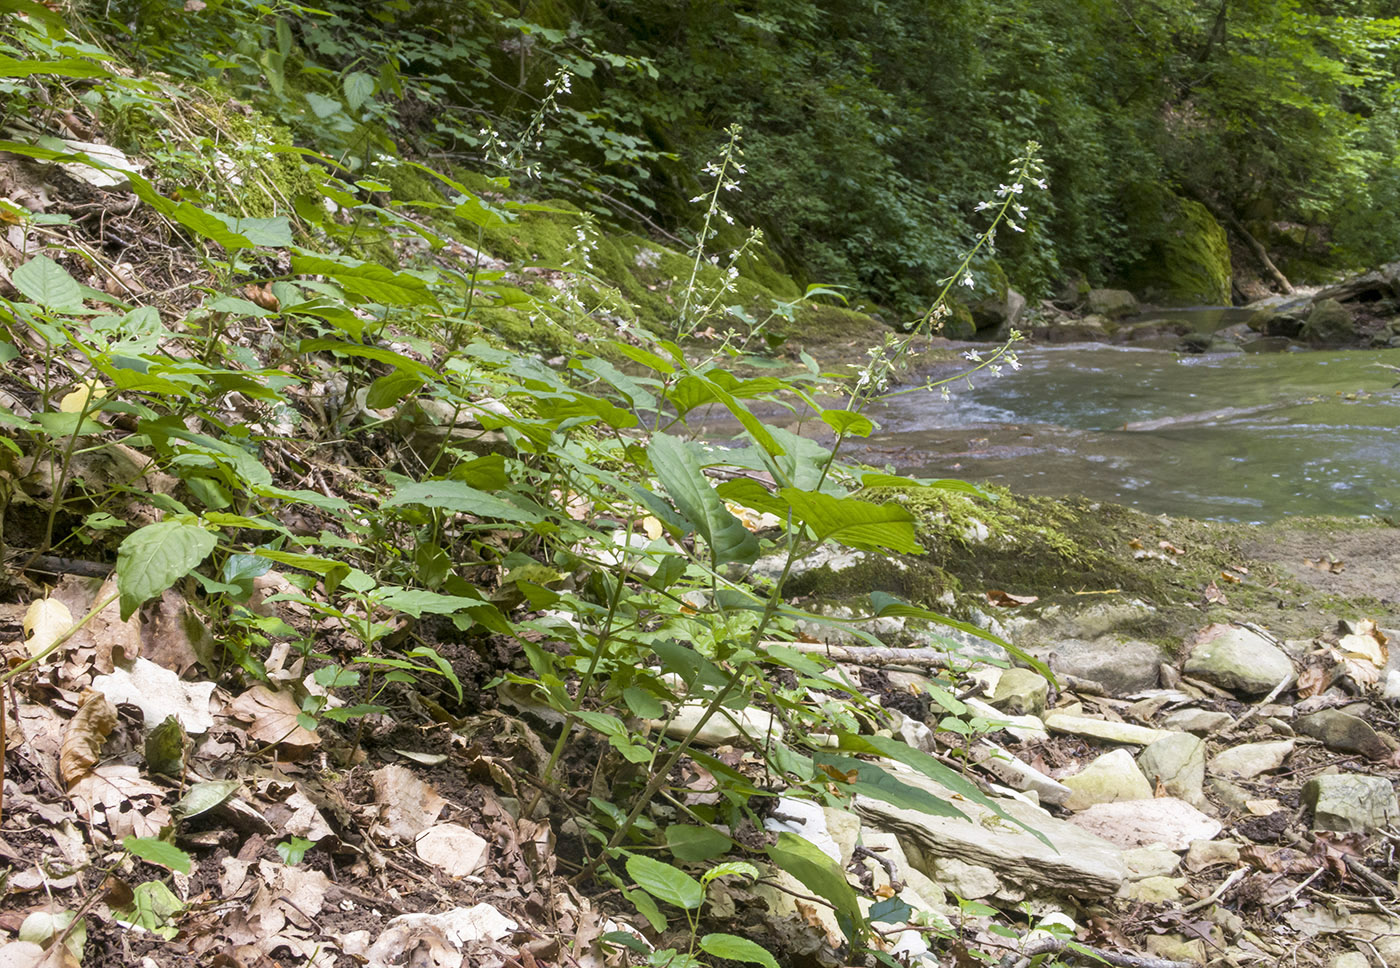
[[1218, 571, 1241, 584], [985, 589, 1038, 607], [244, 284, 279, 311], [68, 763, 167, 836], [92, 657, 216, 733], [58, 380, 107, 414], [1305, 556, 1345, 574], [415, 823, 489, 877], [227, 686, 320, 753], [59, 691, 117, 786], [22, 598, 72, 658], [372, 765, 446, 843], [1296, 663, 1331, 700], [1158, 540, 1185, 555], [1203, 581, 1227, 605]]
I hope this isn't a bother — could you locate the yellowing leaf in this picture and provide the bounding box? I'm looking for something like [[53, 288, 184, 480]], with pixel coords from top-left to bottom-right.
[[58, 380, 108, 414], [22, 597, 73, 658], [641, 515, 665, 540]]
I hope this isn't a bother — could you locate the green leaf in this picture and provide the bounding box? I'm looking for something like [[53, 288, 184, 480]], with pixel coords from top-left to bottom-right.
[[35, 412, 104, 437], [815, 753, 968, 819], [625, 854, 704, 910], [172, 780, 242, 820], [13, 255, 83, 309], [623, 685, 665, 719], [699, 934, 779, 968], [766, 832, 862, 940], [116, 520, 217, 620], [375, 587, 483, 617], [601, 930, 651, 954], [650, 639, 729, 692], [292, 253, 439, 307], [0, 55, 110, 78], [665, 824, 733, 862], [819, 409, 875, 438], [859, 472, 986, 496], [251, 549, 351, 594], [343, 71, 375, 110], [366, 369, 425, 409], [171, 202, 254, 251], [836, 732, 1050, 848], [305, 91, 344, 118], [780, 488, 921, 554], [648, 434, 758, 565], [122, 836, 192, 874], [622, 887, 668, 931], [215, 214, 292, 248], [384, 480, 542, 524]]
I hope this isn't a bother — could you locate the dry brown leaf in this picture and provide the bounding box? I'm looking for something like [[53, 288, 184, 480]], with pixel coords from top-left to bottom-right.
[[1158, 540, 1185, 555], [1127, 538, 1144, 550], [51, 576, 140, 674], [243, 284, 279, 311], [226, 685, 320, 753], [1305, 556, 1345, 574], [1218, 570, 1242, 584], [1296, 663, 1332, 700], [22, 598, 72, 658], [68, 763, 167, 837], [985, 589, 1038, 607], [140, 589, 208, 675], [372, 765, 446, 843], [58, 690, 116, 786], [1203, 581, 1227, 605]]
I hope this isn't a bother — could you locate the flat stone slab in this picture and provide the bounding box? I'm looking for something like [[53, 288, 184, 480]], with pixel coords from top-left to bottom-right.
[[1043, 713, 1176, 746], [1304, 774, 1399, 833], [1066, 797, 1223, 850], [854, 767, 1127, 897], [1210, 740, 1294, 779]]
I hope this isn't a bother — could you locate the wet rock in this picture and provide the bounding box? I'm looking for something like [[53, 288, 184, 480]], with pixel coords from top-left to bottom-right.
[[1304, 774, 1399, 833], [1087, 288, 1139, 318], [1301, 298, 1354, 343], [1296, 709, 1390, 760], [1209, 739, 1295, 779], [1137, 732, 1206, 805], [1067, 797, 1223, 850], [1043, 713, 1176, 746], [1182, 624, 1295, 696], [988, 667, 1049, 717], [854, 767, 1128, 896], [1159, 708, 1234, 734], [1062, 749, 1154, 811], [1031, 637, 1161, 695]]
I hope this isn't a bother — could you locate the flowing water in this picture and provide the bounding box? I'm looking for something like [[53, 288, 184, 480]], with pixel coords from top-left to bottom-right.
[[860, 341, 1400, 522]]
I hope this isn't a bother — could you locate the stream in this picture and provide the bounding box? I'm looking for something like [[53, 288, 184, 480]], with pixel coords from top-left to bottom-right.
[[860, 339, 1400, 522]]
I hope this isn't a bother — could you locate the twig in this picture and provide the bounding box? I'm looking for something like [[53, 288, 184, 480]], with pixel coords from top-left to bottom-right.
[[1216, 672, 1293, 736], [997, 937, 1197, 968], [1180, 866, 1248, 913]]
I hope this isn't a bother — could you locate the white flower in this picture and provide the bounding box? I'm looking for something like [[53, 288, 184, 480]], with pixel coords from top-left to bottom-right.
[[961, 271, 975, 288], [975, 200, 993, 211], [1008, 220, 1024, 233], [940, 386, 951, 401], [1008, 355, 1022, 371], [963, 350, 982, 362]]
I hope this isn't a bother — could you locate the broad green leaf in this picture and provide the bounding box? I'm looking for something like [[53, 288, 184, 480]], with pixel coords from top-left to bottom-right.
[[665, 824, 733, 862], [0, 56, 110, 78], [625, 854, 704, 910], [12, 255, 82, 309], [766, 832, 862, 940], [172, 780, 241, 820], [384, 480, 542, 524], [649, 639, 729, 692], [213, 214, 292, 248], [814, 753, 968, 819], [205, 295, 275, 317], [819, 409, 875, 438], [859, 472, 987, 496], [836, 732, 1050, 848], [365, 369, 425, 409], [780, 489, 921, 554], [295, 339, 435, 379], [623, 685, 665, 719], [35, 412, 104, 437], [375, 587, 483, 617], [122, 836, 192, 874], [699, 934, 779, 968], [622, 888, 667, 931], [604, 339, 676, 374], [116, 520, 216, 620], [343, 70, 375, 110], [252, 549, 351, 593], [292, 253, 439, 307], [306, 91, 344, 118], [648, 434, 758, 565], [171, 202, 253, 251]]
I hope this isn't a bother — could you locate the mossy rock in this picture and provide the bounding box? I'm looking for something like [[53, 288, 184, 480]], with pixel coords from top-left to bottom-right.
[[1119, 185, 1232, 306]]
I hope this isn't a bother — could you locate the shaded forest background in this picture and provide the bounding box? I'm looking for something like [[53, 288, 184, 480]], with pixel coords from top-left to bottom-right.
[[95, 0, 1400, 311]]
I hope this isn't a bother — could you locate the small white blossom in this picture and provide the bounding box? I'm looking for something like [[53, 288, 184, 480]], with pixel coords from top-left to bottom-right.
[[940, 386, 951, 401], [961, 271, 975, 288], [963, 350, 982, 361]]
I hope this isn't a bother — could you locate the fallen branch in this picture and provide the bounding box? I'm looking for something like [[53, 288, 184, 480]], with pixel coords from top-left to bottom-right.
[[764, 640, 953, 667], [997, 937, 1197, 968]]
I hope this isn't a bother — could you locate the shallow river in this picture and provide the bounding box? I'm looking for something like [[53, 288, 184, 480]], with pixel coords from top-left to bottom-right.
[[860, 342, 1400, 522]]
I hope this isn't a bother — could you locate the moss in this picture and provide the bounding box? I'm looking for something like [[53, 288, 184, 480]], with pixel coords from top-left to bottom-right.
[[940, 301, 977, 340], [1119, 185, 1232, 305]]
